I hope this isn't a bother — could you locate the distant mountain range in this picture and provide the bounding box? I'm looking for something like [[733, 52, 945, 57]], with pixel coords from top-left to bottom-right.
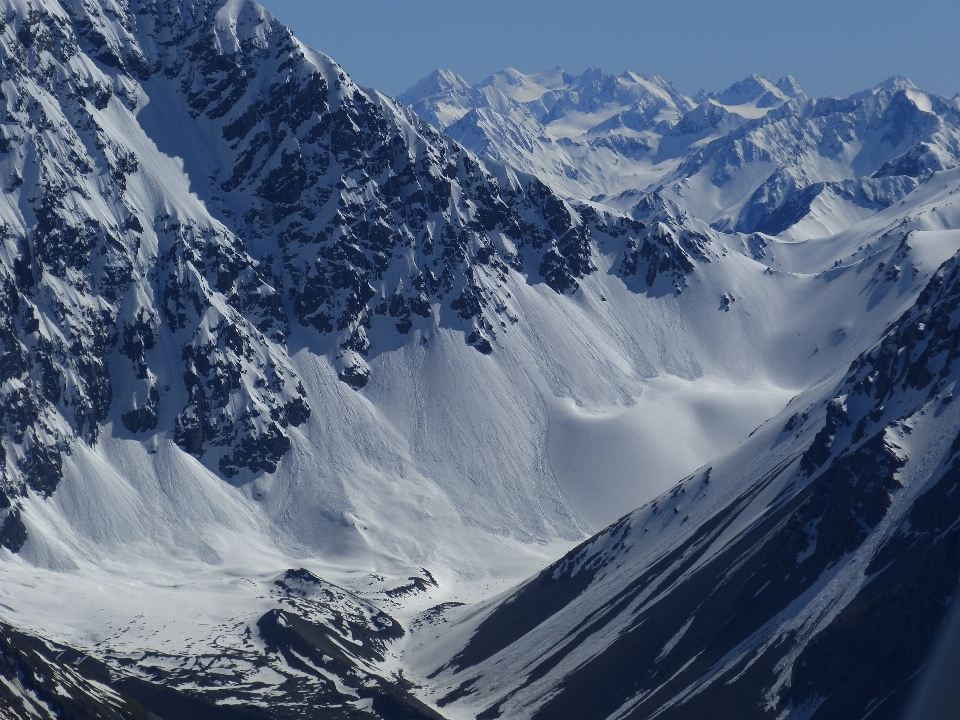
[[1, 1, 959, 719], [401, 67, 960, 238]]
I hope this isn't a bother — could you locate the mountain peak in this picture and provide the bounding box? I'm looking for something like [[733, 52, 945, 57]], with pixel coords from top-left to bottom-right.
[[397, 68, 472, 105], [776, 74, 805, 98], [711, 74, 776, 103], [878, 74, 920, 92]]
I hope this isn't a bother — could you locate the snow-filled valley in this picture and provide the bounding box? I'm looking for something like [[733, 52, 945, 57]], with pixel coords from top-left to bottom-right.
[[1, 0, 960, 718]]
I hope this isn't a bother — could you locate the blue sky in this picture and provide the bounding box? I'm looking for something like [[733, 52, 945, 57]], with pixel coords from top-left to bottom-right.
[[261, 0, 960, 100]]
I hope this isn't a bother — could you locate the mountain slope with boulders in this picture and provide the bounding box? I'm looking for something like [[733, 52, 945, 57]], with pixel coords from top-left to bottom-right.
[[1, 0, 960, 718]]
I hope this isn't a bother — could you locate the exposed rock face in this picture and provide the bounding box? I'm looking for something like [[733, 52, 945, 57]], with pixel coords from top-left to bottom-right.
[[0, 621, 152, 720], [0, 568, 444, 720], [109, 568, 444, 719], [615, 194, 712, 292], [152, 2, 607, 363], [0, 0, 316, 508], [0, 0, 674, 538]]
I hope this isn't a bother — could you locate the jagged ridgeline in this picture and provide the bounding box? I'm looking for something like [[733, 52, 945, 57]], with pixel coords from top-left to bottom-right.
[[0, 0, 695, 539], [404, 66, 960, 237]]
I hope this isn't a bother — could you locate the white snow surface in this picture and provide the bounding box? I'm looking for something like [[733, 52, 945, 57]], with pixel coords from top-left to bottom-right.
[[546, 375, 794, 528]]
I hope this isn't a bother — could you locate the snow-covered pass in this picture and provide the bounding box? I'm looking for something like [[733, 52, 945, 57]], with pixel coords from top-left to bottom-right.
[[1, 0, 959, 718]]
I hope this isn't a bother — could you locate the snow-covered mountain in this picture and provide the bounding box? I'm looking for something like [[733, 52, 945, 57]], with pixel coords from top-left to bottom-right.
[[1, 0, 960, 718], [399, 66, 697, 200], [402, 68, 960, 242]]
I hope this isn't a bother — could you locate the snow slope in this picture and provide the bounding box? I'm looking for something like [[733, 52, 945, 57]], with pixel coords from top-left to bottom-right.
[[411, 171, 960, 720]]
